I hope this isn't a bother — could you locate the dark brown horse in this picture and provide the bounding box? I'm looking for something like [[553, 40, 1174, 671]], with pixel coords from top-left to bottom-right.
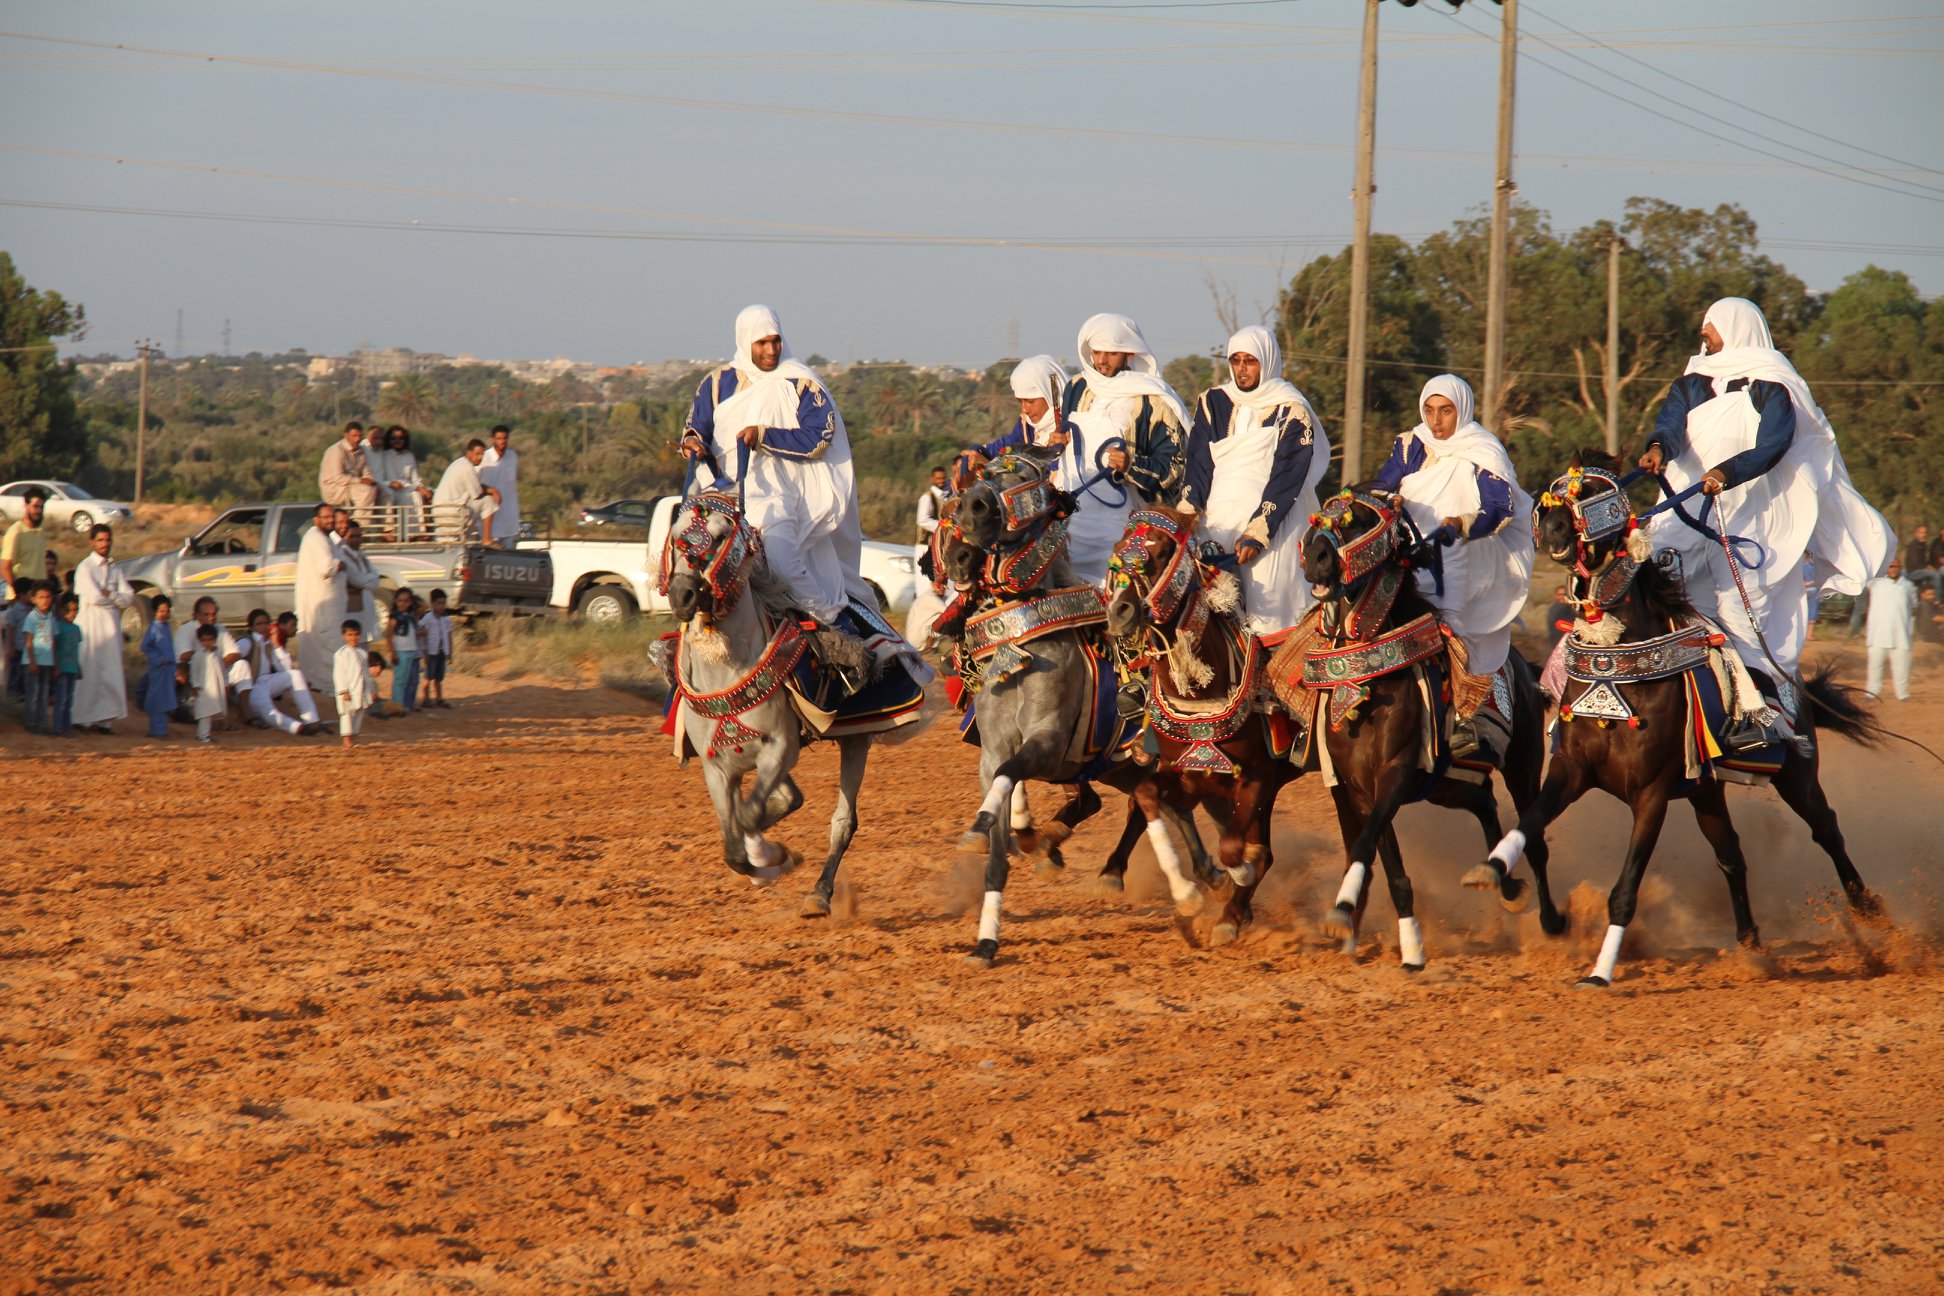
[[1486, 449, 1880, 986], [1296, 489, 1560, 970], [1104, 507, 1298, 945]]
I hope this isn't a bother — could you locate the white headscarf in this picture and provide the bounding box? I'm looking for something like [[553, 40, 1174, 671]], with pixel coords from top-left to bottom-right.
[[1220, 324, 1326, 434], [1010, 355, 1068, 442], [1405, 374, 1525, 495], [728, 303, 821, 391], [1074, 312, 1189, 425]]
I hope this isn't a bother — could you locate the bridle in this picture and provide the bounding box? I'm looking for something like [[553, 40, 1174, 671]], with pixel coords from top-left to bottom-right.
[[1537, 465, 1636, 577], [1108, 509, 1196, 629], [967, 452, 1073, 595], [657, 491, 761, 618], [1307, 490, 1411, 591]]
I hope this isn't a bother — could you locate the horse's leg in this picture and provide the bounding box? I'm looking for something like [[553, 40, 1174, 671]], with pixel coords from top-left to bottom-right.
[[1771, 746, 1879, 916], [1135, 776, 1204, 917], [1008, 781, 1041, 861], [1688, 779, 1758, 948], [1374, 824, 1425, 972], [1028, 780, 1101, 877], [1179, 793, 1232, 886], [1324, 783, 1367, 954], [702, 758, 752, 876], [1211, 769, 1277, 949], [1095, 791, 1143, 896], [802, 736, 869, 919], [1323, 765, 1416, 950], [732, 729, 805, 883], [967, 728, 1067, 966], [1472, 756, 1589, 938], [1579, 789, 1672, 988]]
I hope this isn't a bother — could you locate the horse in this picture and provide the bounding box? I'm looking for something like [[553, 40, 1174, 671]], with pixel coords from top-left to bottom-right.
[[1483, 449, 1880, 986], [1291, 488, 1560, 971], [948, 448, 1223, 965], [660, 490, 873, 919], [1102, 506, 1299, 946]]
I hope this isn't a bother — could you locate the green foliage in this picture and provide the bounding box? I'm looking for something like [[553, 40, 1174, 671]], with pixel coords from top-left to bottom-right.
[[0, 253, 91, 480]]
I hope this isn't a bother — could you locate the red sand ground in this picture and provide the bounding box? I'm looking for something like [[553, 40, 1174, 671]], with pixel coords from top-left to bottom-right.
[[4, 641, 1941, 1294]]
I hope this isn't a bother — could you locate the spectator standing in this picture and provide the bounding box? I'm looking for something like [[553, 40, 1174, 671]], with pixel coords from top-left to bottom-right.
[[418, 588, 453, 709], [336, 514, 383, 643], [73, 525, 133, 734], [19, 582, 57, 734], [1863, 559, 1917, 702], [334, 620, 376, 749], [295, 504, 345, 701], [188, 621, 227, 743], [481, 424, 521, 544], [1544, 584, 1574, 647], [1, 486, 50, 598], [51, 592, 81, 737], [386, 586, 421, 714], [1803, 556, 1820, 640], [915, 466, 951, 554], [139, 595, 177, 738], [319, 422, 380, 517], [4, 581, 30, 699]]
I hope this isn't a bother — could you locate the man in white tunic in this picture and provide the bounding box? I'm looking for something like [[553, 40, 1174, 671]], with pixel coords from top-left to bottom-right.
[[294, 504, 347, 704], [1181, 326, 1331, 640], [481, 424, 522, 544], [1064, 313, 1188, 506], [1640, 297, 1893, 745], [337, 516, 384, 642], [319, 423, 380, 517], [73, 524, 135, 731], [432, 440, 500, 544], [237, 608, 322, 734], [1861, 560, 1917, 702], [1373, 374, 1534, 759]]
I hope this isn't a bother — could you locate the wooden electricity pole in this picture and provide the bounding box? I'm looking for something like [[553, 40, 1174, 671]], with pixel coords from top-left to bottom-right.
[[1343, 0, 1381, 483], [1481, 0, 1518, 431], [1605, 237, 1622, 455], [135, 340, 151, 505]]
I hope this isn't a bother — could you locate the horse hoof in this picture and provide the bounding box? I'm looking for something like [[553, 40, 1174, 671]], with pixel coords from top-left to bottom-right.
[[1575, 975, 1611, 989], [1540, 909, 1568, 937], [1460, 863, 1501, 891], [957, 831, 987, 852], [1498, 875, 1531, 914], [965, 939, 999, 968], [1174, 889, 1206, 919], [1047, 844, 1066, 871], [1402, 961, 1426, 974], [1092, 874, 1125, 897], [1034, 851, 1065, 878], [969, 811, 995, 837], [1210, 921, 1241, 948], [1321, 902, 1356, 939], [800, 891, 832, 919]]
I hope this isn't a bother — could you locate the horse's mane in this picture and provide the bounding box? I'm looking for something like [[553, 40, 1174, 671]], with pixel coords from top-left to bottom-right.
[[1565, 446, 1697, 627]]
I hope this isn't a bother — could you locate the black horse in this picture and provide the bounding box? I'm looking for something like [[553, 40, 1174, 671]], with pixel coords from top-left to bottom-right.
[[1486, 449, 1880, 986]]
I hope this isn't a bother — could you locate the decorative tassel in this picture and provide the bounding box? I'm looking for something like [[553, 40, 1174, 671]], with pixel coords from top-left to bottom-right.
[[1201, 569, 1242, 616], [1165, 633, 1215, 692], [689, 616, 731, 664], [1572, 613, 1626, 647], [1625, 529, 1654, 564]]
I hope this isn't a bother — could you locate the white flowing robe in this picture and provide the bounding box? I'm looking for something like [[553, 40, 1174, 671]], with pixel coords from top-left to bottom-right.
[[341, 544, 383, 641], [1647, 298, 1893, 679], [294, 525, 346, 700], [1058, 409, 1136, 585], [433, 458, 496, 542], [482, 446, 522, 542], [74, 553, 134, 725], [1393, 376, 1534, 677]]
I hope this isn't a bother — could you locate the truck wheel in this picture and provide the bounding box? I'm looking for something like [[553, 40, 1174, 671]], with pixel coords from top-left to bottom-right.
[[123, 592, 155, 643], [576, 585, 637, 624], [71, 510, 95, 533]]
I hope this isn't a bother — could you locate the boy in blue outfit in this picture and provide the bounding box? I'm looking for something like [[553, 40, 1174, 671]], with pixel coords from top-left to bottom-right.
[[51, 592, 82, 737], [139, 594, 178, 739], [20, 582, 57, 734]]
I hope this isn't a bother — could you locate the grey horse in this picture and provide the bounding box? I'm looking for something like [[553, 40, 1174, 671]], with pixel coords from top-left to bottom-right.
[[950, 450, 1215, 965], [661, 493, 871, 919]]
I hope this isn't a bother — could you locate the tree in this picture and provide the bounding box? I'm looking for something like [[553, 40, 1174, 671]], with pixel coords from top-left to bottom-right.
[[375, 372, 440, 426], [0, 253, 92, 480]]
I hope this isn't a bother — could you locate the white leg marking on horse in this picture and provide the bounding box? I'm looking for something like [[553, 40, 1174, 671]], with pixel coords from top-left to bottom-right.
[[979, 775, 1016, 823], [1334, 861, 1369, 910], [1592, 924, 1626, 983], [1488, 828, 1527, 872], [1399, 917, 1425, 967], [978, 890, 1003, 943], [743, 834, 776, 868], [1227, 861, 1258, 887], [1009, 781, 1034, 831], [1145, 817, 1198, 904]]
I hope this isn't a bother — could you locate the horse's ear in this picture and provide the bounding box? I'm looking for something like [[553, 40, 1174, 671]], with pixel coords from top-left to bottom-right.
[[1566, 448, 1585, 470]]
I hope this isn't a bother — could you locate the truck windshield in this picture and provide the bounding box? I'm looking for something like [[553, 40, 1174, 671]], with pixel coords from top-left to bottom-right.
[[275, 511, 313, 552], [194, 510, 267, 556]]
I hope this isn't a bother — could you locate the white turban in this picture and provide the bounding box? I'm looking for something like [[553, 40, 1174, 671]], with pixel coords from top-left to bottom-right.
[[1010, 355, 1067, 440], [1074, 312, 1189, 426]]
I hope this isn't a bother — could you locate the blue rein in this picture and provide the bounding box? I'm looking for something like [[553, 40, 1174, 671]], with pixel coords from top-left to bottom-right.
[[1614, 467, 1767, 571]]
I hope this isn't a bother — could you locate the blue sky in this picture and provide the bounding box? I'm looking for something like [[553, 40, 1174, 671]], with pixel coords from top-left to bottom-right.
[[3, 0, 1939, 366]]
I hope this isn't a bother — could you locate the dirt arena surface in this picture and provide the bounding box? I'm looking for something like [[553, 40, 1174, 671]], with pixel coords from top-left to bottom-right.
[[5, 644, 1942, 1294]]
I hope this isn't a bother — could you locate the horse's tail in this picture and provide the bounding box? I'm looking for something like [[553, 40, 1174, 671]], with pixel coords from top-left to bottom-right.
[[1800, 664, 1883, 749]]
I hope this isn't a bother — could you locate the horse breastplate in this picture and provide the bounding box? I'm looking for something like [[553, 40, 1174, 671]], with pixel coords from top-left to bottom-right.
[[1563, 623, 1717, 685], [1301, 613, 1447, 730], [1145, 626, 1259, 776], [677, 618, 810, 758], [963, 585, 1108, 664]]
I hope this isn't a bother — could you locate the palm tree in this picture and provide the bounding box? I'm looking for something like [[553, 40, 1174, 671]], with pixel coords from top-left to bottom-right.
[[376, 372, 440, 426]]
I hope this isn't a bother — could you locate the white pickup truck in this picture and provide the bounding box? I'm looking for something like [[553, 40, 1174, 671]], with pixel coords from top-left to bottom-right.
[[522, 496, 920, 623]]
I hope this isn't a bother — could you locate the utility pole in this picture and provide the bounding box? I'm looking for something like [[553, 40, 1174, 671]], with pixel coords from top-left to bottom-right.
[[1343, 0, 1381, 483], [135, 341, 152, 505], [1605, 236, 1621, 455], [1480, 0, 1519, 431]]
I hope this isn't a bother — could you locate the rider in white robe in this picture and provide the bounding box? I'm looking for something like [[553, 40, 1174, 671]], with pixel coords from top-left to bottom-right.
[[1181, 326, 1331, 639], [1374, 374, 1534, 681], [682, 305, 867, 624], [1641, 297, 1893, 707], [1064, 313, 1188, 514]]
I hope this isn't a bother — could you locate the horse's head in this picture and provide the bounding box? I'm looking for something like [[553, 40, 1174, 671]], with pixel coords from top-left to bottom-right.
[[1105, 508, 1196, 638], [1536, 448, 1634, 573], [1301, 488, 1411, 603], [658, 492, 760, 625], [926, 496, 986, 590], [956, 448, 1071, 552]]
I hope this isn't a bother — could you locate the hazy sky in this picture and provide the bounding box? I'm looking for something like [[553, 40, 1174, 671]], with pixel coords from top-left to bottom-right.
[[3, 1, 1940, 366]]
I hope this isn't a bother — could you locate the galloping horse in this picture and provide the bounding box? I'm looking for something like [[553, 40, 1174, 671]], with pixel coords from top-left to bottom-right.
[[949, 449, 1216, 965], [1288, 488, 1559, 970], [1103, 506, 1299, 946], [660, 491, 874, 918], [1484, 450, 1880, 986]]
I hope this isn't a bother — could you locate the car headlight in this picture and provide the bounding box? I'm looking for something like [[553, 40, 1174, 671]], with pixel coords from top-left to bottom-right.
[[886, 555, 916, 573]]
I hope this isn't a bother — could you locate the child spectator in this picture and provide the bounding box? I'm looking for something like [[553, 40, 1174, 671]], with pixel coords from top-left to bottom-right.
[[418, 587, 453, 709], [20, 581, 57, 734], [51, 592, 82, 737], [386, 586, 420, 714], [189, 621, 228, 743], [334, 619, 376, 749], [139, 595, 177, 738], [4, 581, 32, 700]]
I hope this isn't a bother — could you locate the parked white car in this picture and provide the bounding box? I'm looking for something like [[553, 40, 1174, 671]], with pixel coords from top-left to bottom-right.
[[523, 496, 918, 623], [0, 481, 137, 532]]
